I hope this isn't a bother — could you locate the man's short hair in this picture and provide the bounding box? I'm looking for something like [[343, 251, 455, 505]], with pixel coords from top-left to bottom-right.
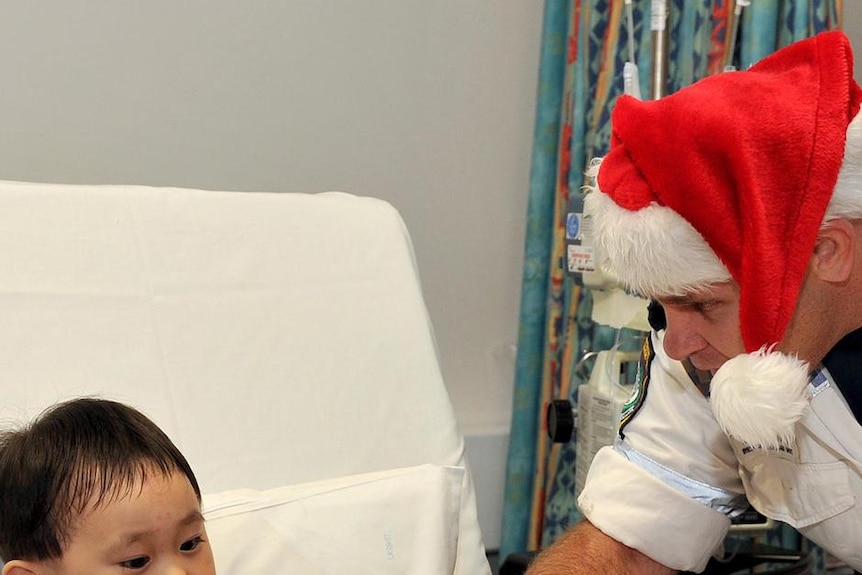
[[0, 397, 201, 562], [827, 112, 862, 223]]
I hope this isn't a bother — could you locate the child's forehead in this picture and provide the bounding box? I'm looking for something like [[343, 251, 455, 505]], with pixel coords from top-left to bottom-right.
[[71, 464, 190, 516], [58, 471, 205, 565], [71, 469, 200, 530]]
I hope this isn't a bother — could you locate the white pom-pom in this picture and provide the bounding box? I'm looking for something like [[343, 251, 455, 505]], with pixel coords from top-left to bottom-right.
[[709, 348, 810, 449]]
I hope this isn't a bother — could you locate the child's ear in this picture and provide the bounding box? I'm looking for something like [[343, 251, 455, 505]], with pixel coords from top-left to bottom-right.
[[3, 560, 43, 575]]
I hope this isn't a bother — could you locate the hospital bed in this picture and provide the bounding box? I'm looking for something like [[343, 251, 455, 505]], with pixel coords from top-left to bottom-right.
[[0, 180, 491, 575]]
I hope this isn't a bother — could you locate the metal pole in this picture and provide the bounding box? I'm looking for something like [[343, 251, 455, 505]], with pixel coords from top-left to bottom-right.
[[650, 0, 669, 99], [724, 0, 751, 71]]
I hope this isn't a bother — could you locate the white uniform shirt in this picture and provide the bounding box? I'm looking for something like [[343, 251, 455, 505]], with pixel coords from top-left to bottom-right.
[[577, 330, 862, 572]]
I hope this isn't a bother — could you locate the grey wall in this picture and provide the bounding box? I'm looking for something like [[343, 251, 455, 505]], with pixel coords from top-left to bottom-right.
[[846, 5, 862, 81], [0, 3, 543, 437]]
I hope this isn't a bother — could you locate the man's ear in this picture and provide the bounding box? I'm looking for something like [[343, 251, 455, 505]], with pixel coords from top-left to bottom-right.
[[811, 218, 856, 283], [2, 560, 43, 575]]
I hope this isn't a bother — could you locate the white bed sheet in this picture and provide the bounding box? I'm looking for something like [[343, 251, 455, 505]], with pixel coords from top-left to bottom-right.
[[204, 464, 464, 575], [0, 181, 490, 574]]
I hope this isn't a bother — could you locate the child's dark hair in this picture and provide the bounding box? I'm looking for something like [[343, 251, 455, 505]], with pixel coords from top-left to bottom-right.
[[0, 397, 201, 562]]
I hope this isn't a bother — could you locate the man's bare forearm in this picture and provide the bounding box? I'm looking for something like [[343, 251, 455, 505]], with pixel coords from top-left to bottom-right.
[[523, 520, 677, 575]]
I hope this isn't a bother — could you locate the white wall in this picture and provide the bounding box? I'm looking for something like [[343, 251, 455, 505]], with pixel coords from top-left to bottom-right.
[[0, 2, 543, 438]]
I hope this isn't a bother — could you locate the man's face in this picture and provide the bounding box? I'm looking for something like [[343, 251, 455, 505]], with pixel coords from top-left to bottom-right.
[[41, 471, 216, 575], [655, 281, 746, 372]]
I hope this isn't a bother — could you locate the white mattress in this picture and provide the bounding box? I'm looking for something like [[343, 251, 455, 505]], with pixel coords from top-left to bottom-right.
[[0, 181, 489, 575]]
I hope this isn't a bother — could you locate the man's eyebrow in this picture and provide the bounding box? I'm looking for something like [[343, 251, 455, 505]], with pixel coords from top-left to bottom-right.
[[657, 295, 697, 306]]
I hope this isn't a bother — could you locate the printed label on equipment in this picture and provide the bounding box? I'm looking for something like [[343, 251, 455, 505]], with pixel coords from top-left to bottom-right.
[[567, 244, 595, 273]]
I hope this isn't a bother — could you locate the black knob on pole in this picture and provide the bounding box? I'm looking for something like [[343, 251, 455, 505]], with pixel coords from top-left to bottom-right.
[[547, 399, 575, 443]]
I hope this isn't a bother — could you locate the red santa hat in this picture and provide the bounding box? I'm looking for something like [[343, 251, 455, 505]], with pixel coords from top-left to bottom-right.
[[587, 30, 862, 449]]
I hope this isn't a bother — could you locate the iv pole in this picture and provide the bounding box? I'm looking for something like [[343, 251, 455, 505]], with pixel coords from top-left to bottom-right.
[[650, 0, 669, 99], [650, 0, 750, 98], [724, 0, 751, 71], [623, 0, 642, 98]]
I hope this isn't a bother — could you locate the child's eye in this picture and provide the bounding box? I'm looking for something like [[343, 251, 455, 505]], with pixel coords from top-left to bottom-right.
[[180, 535, 205, 552], [120, 556, 150, 570]]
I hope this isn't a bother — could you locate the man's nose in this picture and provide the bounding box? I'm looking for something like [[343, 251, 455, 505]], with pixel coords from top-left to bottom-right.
[[661, 309, 707, 361]]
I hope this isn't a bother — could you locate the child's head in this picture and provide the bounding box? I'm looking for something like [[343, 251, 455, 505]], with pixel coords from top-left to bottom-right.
[[0, 398, 216, 575]]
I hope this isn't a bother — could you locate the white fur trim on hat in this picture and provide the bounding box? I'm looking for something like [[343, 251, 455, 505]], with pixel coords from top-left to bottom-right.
[[709, 349, 810, 449], [585, 177, 731, 297]]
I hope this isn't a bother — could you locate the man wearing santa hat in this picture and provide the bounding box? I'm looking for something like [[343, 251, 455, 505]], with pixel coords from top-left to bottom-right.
[[526, 30, 862, 574]]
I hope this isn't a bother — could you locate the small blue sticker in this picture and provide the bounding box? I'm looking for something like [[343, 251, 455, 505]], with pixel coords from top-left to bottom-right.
[[566, 213, 581, 240]]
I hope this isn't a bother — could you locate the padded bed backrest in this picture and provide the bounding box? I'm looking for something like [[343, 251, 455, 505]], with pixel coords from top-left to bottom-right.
[[0, 181, 489, 575]]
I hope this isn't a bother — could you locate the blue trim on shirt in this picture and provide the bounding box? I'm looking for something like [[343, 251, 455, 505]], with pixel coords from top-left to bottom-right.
[[614, 439, 748, 517]]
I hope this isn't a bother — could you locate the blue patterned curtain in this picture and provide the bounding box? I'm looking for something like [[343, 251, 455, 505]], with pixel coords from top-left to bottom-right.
[[501, 1, 843, 571]]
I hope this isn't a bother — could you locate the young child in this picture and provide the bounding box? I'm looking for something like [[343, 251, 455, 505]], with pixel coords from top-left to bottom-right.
[[0, 397, 216, 575]]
